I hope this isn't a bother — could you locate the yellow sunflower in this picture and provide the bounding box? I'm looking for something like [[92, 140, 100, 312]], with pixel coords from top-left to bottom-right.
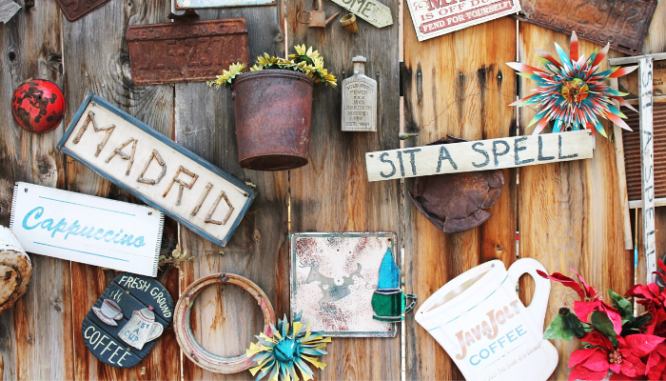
[[257, 53, 280, 67], [207, 62, 247, 88]]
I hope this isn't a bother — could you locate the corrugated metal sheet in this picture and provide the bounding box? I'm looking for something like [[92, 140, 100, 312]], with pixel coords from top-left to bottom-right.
[[623, 103, 666, 201]]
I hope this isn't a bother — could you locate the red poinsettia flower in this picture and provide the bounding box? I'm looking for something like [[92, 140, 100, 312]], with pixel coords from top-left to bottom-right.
[[626, 260, 666, 336], [646, 341, 666, 380], [568, 331, 664, 381], [538, 268, 623, 334]]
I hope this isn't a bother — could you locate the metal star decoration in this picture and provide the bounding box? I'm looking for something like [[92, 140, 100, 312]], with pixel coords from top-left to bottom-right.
[[507, 31, 638, 138], [246, 312, 331, 381]]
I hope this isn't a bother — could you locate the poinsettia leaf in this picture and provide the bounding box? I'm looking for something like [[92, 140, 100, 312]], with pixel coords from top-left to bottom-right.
[[607, 289, 633, 318], [621, 314, 652, 336], [623, 334, 665, 358], [563, 312, 587, 338], [544, 314, 576, 341], [590, 311, 617, 344]]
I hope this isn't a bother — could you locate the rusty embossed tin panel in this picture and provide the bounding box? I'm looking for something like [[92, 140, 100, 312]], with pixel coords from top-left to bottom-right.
[[516, 0, 657, 55], [55, 0, 112, 22], [126, 18, 250, 85]]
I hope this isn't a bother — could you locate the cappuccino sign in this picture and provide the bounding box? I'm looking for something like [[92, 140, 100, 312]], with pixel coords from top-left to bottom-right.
[[10, 182, 163, 277], [406, 0, 521, 41], [58, 94, 256, 248]]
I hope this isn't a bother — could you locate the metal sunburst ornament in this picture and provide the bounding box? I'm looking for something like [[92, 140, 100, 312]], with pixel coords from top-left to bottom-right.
[[507, 31, 638, 138], [246, 312, 331, 381]]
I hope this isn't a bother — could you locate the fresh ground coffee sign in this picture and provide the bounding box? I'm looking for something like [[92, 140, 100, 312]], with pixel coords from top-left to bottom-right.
[[365, 130, 593, 181], [58, 93, 256, 247]]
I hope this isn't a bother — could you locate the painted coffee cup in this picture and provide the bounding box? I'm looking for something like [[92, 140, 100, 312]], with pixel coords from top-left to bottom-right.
[[415, 259, 558, 381]]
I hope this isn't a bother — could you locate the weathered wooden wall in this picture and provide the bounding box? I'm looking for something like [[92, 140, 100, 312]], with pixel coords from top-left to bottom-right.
[[0, 0, 664, 379]]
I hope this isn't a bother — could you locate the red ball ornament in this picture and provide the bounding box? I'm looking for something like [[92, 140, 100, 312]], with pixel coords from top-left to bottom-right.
[[11, 79, 65, 134]]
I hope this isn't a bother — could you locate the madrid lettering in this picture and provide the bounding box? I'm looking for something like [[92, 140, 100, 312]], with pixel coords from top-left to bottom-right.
[[58, 94, 255, 247], [365, 131, 594, 181]]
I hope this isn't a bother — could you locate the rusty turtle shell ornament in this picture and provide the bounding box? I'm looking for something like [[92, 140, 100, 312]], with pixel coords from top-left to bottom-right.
[[409, 136, 504, 234], [11, 79, 66, 134]]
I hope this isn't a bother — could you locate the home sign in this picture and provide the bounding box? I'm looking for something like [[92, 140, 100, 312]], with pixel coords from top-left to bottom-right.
[[10, 182, 163, 277], [365, 130, 594, 181], [58, 94, 256, 247]]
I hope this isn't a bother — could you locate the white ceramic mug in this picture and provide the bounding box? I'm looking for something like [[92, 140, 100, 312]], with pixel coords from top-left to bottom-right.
[[415, 259, 558, 381]]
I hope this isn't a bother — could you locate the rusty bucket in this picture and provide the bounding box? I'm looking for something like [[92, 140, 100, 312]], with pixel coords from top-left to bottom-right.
[[232, 70, 314, 171]]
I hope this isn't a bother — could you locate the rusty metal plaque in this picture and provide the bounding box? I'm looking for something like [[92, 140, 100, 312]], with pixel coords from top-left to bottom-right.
[[516, 0, 657, 55], [126, 18, 250, 85], [56, 0, 112, 22]]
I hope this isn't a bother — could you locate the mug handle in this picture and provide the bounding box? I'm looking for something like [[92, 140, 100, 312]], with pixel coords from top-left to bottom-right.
[[507, 258, 551, 327], [405, 293, 418, 314], [146, 322, 164, 342]]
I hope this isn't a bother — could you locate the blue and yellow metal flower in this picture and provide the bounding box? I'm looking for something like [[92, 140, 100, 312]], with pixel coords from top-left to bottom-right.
[[246, 312, 331, 381], [507, 31, 638, 139]]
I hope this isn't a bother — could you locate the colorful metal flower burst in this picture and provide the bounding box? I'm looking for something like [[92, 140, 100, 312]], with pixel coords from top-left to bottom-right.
[[507, 31, 638, 138], [246, 313, 331, 381]]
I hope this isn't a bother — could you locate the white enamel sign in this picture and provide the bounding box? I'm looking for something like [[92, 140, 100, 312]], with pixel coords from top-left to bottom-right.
[[639, 57, 656, 283], [58, 94, 256, 248], [10, 182, 163, 277], [329, 0, 393, 28], [406, 0, 520, 41], [365, 131, 594, 181]]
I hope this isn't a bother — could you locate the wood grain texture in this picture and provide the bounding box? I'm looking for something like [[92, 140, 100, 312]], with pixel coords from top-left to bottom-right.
[[629, 0, 666, 286], [174, 5, 288, 381], [285, 0, 402, 378], [517, 23, 633, 380], [61, 0, 178, 379], [402, 13, 517, 380], [0, 0, 73, 380]]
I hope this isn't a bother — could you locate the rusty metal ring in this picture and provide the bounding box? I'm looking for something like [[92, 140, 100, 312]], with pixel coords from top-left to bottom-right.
[[173, 273, 275, 374]]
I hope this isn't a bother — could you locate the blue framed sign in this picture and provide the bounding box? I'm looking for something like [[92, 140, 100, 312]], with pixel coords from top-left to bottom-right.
[[58, 94, 256, 247]]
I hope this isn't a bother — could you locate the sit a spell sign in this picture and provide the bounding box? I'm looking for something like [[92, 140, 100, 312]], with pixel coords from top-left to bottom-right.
[[58, 94, 256, 247], [365, 130, 594, 181]]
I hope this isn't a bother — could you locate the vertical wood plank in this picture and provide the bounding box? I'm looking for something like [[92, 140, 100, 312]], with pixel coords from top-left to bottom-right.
[[285, 1, 402, 379], [402, 15, 517, 380], [517, 24, 633, 380], [61, 0, 179, 379], [630, 0, 666, 285], [174, 6, 289, 381], [0, 1, 73, 380]]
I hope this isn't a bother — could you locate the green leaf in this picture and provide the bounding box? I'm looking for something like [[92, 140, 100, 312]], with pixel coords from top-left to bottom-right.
[[608, 289, 633, 318], [590, 311, 618, 346], [543, 314, 576, 341], [563, 312, 587, 338]]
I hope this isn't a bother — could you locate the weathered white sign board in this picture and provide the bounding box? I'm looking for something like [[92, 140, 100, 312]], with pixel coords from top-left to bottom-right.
[[329, 0, 393, 28], [406, 0, 520, 41], [10, 182, 163, 277], [365, 130, 593, 181], [639, 57, 656, 283], [58, 94, 256, 247]]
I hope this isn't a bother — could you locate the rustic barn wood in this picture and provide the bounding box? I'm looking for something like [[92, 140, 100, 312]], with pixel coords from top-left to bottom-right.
[[403, 16, 518, 380], [61, 0, 180, 379], [0, 0, 664, 378], [517, 25, 633, 380], [173, 4, 288, 381], [286, 0, 401, 376], [0, 0, 74, 379], [624, 0, 666, 294]]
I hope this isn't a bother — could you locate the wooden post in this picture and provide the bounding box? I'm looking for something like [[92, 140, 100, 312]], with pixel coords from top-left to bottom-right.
[[639, 57, 656, 283], [174, 6, 288, 381], [402, 14, 517, 379]]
